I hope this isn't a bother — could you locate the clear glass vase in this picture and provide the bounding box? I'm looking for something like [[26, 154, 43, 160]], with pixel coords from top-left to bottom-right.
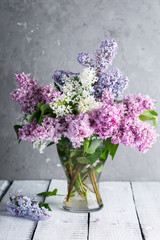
[[57, 137, 109, 213]]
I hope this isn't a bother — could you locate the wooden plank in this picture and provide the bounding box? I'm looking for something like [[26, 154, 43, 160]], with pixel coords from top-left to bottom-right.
[[0, 180, 10, 199], [89, 182, 142, 240], [32, 179, 88, 240], [132, 182, 160, 240], [0, 180, 49, 240]]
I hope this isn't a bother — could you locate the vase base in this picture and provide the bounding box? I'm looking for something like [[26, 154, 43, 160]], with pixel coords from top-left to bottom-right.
[[63, 203, 103, 213]]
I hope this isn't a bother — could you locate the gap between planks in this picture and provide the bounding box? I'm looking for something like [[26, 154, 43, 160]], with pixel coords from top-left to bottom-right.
[[130, 182, 145, 240], [131, 182, 160, 240], [31, 180, 52, 240]]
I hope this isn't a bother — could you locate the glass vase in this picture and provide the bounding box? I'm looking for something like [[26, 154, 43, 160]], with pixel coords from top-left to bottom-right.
[[57, 137, 109, 213]]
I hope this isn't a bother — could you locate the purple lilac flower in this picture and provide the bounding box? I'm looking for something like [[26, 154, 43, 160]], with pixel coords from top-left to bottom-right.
[[94, 38, 118, 72], [94, 68, 129, 99], [77, 38, 118, 72], [6, 191, 50, 221], [64, 113, 94, 148], [77, 52, 94, 67], [11, 73, 44, 114], [53, 70, 79, 86]]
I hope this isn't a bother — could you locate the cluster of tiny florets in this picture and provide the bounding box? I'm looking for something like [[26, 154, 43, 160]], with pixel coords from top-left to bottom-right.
[[6, 190, 51, 221], [64, 113, 94, 148], [112, 118, 158, 153], [122, 93, 155, 118], [94, 67, 129, 99], [11, 73, 43, 113], [18, 117, 67, 153], [90, 103, 120, 140]]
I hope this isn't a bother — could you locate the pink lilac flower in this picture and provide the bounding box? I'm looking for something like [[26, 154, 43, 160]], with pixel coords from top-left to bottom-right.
[[122, 93, 155, 118], [6, 190, 50, 221], [64, 113, 94, 148], [90, 102, 121, 140], [18, 117, 67, 144], [112, 118, 158, 153], [11, 73, 44, 113], [41, 85, 61, 105], [101, 88, 115, 104]]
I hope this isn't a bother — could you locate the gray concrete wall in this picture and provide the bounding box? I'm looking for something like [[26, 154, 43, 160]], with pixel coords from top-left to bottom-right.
[[0, 0, 160, 181]]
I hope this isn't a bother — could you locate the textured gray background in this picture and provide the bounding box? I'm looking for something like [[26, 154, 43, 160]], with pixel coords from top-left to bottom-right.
[[0, 0, 159, 180]]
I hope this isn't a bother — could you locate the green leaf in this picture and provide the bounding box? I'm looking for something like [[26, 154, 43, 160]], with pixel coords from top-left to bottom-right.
[[70, 150, 80, 158], [54, 82, 61, 91], [27, 110, 40, 123], [150, 110, 158, 116], [94, 162, 105, 173], [77, 157, 89, 164], [70, 192, 75, 197], [37, 188, 64, 197], [114, 99, 122, 103], [153, 118, 158, 127], [39, 202, 52, 211], [47, 142, 54, 147], [109, 143, 119, 160], [14, 125, 22, 139], [88, 147, 103, 165], [83, 138, 90, 153], [74, 179, 81, 190], [86, 139, 102, 154], [37, 116, 42, 126], [37, 102, 44, 109], [100, 149, 109, 160], [40, 104, 51, 115], [139, 109, 158, 127], [104, 138, 119, 160]]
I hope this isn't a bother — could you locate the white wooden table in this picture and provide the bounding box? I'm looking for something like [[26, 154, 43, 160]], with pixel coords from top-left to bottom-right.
[[0, 180, 159, 240]]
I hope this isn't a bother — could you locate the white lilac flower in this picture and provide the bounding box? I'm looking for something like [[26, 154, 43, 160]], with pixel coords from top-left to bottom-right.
[[78, 96, 102, 113], [33, 139, 48, 153], [79, 67, 98, 88], [17, 114, 28, 125]]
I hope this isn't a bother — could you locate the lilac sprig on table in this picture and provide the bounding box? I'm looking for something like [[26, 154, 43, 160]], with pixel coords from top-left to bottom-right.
[[6, 190, 51, 221]]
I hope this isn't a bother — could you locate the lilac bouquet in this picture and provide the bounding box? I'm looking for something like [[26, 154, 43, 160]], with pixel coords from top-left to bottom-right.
[[11, 38, 158, 212]]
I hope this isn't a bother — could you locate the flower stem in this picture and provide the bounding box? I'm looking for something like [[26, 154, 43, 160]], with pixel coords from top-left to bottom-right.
[[83, 182, 94, 193], [89, 168, 102, 205], [78, 174, 88, 202], [66, 164, 82, 202], [77, 189, 85, 200]]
